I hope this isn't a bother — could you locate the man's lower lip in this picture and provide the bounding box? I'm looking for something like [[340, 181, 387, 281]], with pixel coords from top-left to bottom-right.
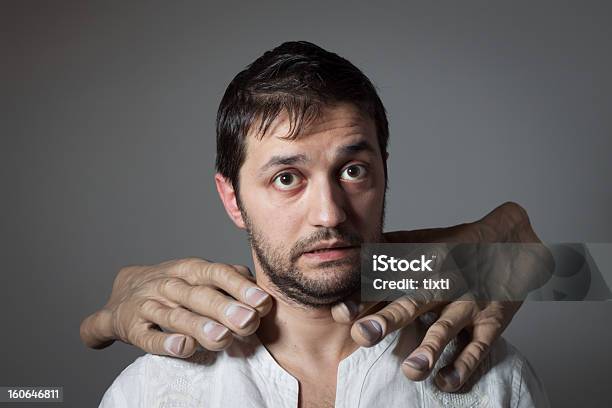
[[301, 247, 358, 261]]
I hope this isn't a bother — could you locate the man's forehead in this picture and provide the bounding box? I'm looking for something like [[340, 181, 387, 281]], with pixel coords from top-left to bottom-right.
[[243, 103, 377, 159]]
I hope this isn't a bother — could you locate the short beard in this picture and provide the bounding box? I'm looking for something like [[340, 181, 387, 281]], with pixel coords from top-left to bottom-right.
[[239, 215, 378, 308], [250, 227, 361, 307]]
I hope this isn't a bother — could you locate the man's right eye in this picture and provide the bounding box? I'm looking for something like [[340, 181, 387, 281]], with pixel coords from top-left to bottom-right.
[[272, 172, 303, 191]]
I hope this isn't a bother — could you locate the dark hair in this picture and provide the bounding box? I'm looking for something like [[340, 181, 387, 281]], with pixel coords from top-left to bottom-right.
[[215, 41, 389, 192]]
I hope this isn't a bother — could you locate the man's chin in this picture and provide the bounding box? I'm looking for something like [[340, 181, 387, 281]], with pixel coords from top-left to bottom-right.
[[282, 287, 354, 308], [279, 268, 360, 307]]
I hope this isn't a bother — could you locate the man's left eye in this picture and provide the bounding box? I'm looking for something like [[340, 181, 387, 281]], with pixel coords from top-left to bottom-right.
[[340, 164, 368, 181]]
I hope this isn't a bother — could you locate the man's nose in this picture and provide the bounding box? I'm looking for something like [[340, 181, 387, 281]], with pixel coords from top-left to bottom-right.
[[306, 178, 347, 228]]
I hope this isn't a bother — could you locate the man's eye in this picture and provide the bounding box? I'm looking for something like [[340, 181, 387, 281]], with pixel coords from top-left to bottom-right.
[[340, 164, 367, 181], [272, 172, 302, 190]]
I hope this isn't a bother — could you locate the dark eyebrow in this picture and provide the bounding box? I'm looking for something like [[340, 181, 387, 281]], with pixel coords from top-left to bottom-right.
[[258, 140, 375, 175], [259, 154, 309, 174], [336, 140, 376, 157]]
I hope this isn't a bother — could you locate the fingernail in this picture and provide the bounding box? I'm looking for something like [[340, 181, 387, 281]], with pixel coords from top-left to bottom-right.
[[438, 367, 461, 389], [203, 321, 230, 342], [343, 300, 359, 319], [403, 354, 430, 371], [245, 287, 270, 307], [164, 335, 186, 356], [225, 304, 256, 328], [357, 320, 382, 343]]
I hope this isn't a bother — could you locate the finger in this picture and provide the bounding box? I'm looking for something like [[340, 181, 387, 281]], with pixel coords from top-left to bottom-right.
[[128, 323, 198, 358], [401, 301, 475, 381], [331, 300, 378, 323], [176, 260, 272, 314], [157, 277, 261, 336], [331, 290, 384, 324], [140, 299, 233, 351], [434, 324, 497, 392], [229, 264, 273, 315], [231, 264, 255, 281], [350, 293, 445, 347]]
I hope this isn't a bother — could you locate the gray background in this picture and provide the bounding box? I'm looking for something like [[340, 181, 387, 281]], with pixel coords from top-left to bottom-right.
[[2, 1, 611, 407]]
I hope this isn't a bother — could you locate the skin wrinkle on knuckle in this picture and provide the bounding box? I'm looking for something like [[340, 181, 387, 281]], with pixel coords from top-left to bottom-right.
[[139, 299, 159, 317], [159, 277, 187, 299], [422, 332, 446, 351], [191, 286, 224, 317], [177, 258, 204, 278], [459, 352, 479, 371], [425, 323, 454, 348], [387, 297, 419, 322], [142, 333, 160, 353], [167, 307, 186, 326], [417, 342, 438, 360], [469, 339, 490, 357], [184, 285, 203, 307], [456, 352, 479, 374], [209, 263, 231, 285], [380, 307, 404, 327], [458, 341, 490, 373], [127, 325, 150, 350], [432, 318, 455, 333], [215, 265, 243, 294]]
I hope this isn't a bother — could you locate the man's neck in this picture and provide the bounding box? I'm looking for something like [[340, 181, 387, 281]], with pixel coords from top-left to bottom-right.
[[254, 271, 359, 371]]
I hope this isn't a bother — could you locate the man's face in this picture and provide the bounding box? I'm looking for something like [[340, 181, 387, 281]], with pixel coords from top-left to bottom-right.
[[234, 103, 386, 307]]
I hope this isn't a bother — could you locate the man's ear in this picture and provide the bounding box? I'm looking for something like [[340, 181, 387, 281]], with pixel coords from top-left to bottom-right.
[[214, 173, 246, 229]]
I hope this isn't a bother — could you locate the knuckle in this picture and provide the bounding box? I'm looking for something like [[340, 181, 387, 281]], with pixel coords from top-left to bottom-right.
[[187, 285, 216, 310], [176, 258, 204, 274], [128, 327, 150, 350], [423, 332, 445, 350], [209, 263, 233, 285], [182, 285, 199, 305], [460, 350, 480, 370], [156, 277, 182, 295], [208, 263, 226, 282], [210, 293, 230, 315], [418, 342, 438, 358], [395, 297, 421, 317], [461, 341, 490, 370], [167, 307, 186, 325], [179, 257, 202, 266], [431, 318, 455, 336], [470, 339, 490, 357], [138, 299, 159, 317], [380, 306, 404, 326], [143, 334, 160, 353]]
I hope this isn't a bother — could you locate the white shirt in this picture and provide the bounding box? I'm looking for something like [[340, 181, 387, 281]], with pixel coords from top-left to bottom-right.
[[100, 323, 548, 408]]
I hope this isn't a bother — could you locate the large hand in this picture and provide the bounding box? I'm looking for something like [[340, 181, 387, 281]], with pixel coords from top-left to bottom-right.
[[332, 201, 552, 392], [80, 258, 272, 357]]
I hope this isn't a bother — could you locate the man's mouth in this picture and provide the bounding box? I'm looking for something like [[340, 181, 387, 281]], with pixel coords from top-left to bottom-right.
[[301, 241, 360, 262]]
